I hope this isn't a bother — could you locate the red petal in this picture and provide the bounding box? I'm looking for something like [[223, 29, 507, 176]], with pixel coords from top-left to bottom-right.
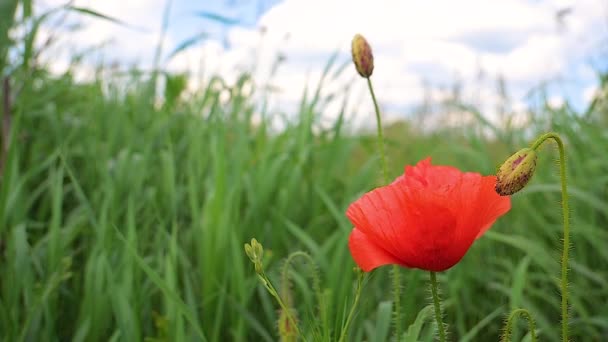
[[397, 186, 461, 271], [348, 228, 404, 272], [405, 157, 463, 189], [474, 176, 511, 239], [347, 176, 462, 271], [346, 158, 511, 272], [346, 182, 411, 258]]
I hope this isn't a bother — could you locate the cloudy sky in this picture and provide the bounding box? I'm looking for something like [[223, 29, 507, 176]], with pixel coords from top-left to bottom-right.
[[39, 0, 608, 127]]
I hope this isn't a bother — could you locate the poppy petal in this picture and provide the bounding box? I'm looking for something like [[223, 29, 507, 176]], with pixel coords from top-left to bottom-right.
[[348, 228, 404, 272], [474, 176, 511, 239], [346, 182, 410, 258], [346, 158, 511, 272], [405, 157, 463, 188]]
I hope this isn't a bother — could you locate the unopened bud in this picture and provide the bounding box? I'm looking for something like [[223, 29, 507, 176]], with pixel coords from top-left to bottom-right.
[[252, 238, 264, 260], [351, 34, 374, 78], [245, 238, 264, 260], [244, 243, 254, 260], [495, 148, 537, 196]]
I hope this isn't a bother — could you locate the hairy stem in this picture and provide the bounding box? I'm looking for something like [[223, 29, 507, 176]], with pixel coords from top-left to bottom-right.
[[281, 251, 325, 329], [501, 308, 537, 342], [530, 132, 570, 342], [258, 272, 304, 340], [366, 77, 402, 338], [366, 77, 389, 182], [430, 271, 446, 342]]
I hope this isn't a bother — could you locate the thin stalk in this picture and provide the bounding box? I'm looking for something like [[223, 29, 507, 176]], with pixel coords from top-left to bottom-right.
[[258, 271, 304, 341], [430, 271, 446, 342], [501, 308, 537, 342], [366, 77, 402, 338], [530, 132, 570, 342], [366, 77, 389, 182]]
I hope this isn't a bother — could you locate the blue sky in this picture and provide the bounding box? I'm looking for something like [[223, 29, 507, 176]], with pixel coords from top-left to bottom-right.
[[40, 0, 608, 128]]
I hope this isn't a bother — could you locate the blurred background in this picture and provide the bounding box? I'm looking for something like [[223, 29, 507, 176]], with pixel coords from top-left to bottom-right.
[[1, 0, 607, 341]]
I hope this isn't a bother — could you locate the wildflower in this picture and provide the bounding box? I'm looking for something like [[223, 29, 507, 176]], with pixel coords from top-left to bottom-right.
[[346, 158, 511, 272], [495, 148, 538, 196], [351, 34, 374, 78]]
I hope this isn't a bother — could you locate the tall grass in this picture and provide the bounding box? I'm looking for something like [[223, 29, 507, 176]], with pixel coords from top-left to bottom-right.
[[1, 2, 608, 341]]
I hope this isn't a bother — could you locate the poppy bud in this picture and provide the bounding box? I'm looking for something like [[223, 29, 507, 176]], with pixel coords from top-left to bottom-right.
[[351, 34, 374, 78], [495, 148, 538, 196]]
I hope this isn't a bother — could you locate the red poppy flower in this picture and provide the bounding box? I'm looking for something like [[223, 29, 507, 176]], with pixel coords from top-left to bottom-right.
[[346, 158, 511, 272]]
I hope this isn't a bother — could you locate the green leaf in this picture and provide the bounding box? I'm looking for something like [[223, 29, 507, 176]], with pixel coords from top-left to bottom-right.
[[402, 305, 434, 342], [373, 301, 392, 342]]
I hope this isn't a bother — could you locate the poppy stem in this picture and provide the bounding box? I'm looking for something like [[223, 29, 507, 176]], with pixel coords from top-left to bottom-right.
[[530, 132, 570, 342], [501, 308, 538, 342], [429, 271, 447, 342], [366, 77, 402, 338], [366, 77, 389, 183]]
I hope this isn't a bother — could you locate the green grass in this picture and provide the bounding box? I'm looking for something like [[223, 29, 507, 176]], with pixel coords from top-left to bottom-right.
[[1, 2, 608, 341]]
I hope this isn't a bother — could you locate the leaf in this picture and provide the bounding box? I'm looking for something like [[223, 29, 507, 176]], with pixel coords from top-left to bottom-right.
[[402, 305, 434, 342], [195, 11, 240, 26], [459, 307, 503, 342], [65, 6, 148, 32], [165, 32, 208, 62], [510, 256, 531, 310], [373, 301, 393, 342], [114, 228, 209, 342]]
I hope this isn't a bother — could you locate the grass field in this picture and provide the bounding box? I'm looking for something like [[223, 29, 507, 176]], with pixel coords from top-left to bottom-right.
[[1, 2, 608, 341]]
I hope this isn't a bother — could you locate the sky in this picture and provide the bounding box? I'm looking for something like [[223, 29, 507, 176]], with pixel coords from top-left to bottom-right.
[[37, 0, 608, 128]]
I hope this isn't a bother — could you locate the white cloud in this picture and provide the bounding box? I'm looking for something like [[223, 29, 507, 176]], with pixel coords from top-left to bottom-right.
[[583, 85, 599, 103], [35, 0, 607, 129], [548, 95, 565, 109], [38, 0, 166, 71]]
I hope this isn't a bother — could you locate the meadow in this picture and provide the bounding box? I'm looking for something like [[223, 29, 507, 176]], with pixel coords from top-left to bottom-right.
[[1, 2, 608, 341]]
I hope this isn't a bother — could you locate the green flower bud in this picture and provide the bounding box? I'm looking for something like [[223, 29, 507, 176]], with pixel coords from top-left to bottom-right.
[[245, 238, 264, 260], [251, 238, 264, 261], [351, 34, 374, 78], [495, 148, 538, 196], [244, 243, 254, 260]]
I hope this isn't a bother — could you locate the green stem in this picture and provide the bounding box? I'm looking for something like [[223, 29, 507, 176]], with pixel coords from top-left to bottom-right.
[[501, 308, 538, 342], [366, 77, 389, 182], [258, 272, 304, 341], [338, 270, 365, 342], [281, 251, 326, 331], [366, 77, 402, 338], [430, 271, 447, 342], [530, 132, 570, 342]]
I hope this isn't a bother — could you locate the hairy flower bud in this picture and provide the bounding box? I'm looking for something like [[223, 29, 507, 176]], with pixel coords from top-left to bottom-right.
[[351, 34, 374, 78], [495, 148, 538, 196]]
